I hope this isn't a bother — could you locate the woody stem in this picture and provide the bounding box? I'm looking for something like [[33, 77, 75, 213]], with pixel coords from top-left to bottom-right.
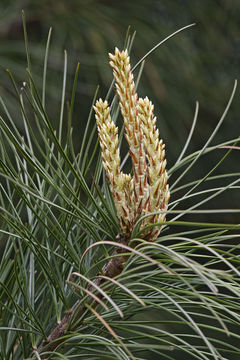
[[36, 236, 129, 358]]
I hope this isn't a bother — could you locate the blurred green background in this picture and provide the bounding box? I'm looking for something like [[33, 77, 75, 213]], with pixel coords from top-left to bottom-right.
[[0, 0, 239, 216], [0, 3, 239, 358]]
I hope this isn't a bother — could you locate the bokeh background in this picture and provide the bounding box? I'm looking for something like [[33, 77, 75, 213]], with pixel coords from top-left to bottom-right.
[[0, 3, 240, 359], [0, 0, 239, 217]]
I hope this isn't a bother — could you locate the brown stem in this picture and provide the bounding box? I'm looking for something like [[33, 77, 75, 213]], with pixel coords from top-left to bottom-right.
[[36, 236, 129, 358]]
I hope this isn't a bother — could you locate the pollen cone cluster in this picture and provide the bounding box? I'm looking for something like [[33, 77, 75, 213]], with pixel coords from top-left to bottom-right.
[[94, 48, 170, 241]]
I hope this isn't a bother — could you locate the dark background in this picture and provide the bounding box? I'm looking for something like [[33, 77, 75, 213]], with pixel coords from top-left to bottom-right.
[[0, 0, 239, 218], [0, 3, 239, 358]]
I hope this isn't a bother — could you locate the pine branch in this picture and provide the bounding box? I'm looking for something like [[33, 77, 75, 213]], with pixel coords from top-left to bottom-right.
[[36, 47, 170, 358], [36, 235, 129, 358]]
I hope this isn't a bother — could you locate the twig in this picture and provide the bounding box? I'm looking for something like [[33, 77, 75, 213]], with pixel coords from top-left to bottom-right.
[[36, 236, 129, 358]]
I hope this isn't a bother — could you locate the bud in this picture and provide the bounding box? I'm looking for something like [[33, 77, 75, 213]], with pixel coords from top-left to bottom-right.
[[94, 49, 170, 241]]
